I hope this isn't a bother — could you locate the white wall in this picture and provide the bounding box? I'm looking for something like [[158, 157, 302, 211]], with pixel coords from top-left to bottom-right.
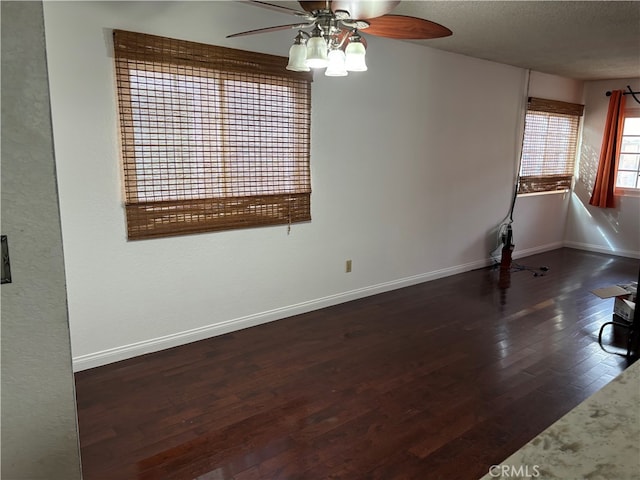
[[43, 1, 578, 370], [510, 71, 584, 256], [1, 2, 81, 477], [565, 77, 640, 258]]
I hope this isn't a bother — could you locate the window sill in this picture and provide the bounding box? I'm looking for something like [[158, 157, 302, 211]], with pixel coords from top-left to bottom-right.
[[614, 188, 640, 198], [517, 189, 570, 198]]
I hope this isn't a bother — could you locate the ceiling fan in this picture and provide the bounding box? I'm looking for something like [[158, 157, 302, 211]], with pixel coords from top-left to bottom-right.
[[227, 1, 452, 76]]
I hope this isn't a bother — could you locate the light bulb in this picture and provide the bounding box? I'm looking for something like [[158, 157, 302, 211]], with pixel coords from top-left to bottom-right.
[[325, 49, 348, 76], [306, 36, 328, 69], [287, 43, 309, 72], [345, 39, 367, 72]]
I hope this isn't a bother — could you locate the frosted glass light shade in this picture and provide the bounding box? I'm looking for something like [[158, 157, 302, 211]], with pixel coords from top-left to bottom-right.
[[286, 43, 309, 72], [306, 36, 328, 69], [325, 49, 348, 76], [345, 41, 367, 71]]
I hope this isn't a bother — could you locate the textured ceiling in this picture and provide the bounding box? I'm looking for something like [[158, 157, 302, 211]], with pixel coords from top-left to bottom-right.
[[391, 1, 640, 80], [249, 1, 640, 80]]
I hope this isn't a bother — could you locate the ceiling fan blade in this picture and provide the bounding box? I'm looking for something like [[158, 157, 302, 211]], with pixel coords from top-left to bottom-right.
[[365, 15, 452, 39], [226, 22, 314, 38], [246, 0, 311, 17]]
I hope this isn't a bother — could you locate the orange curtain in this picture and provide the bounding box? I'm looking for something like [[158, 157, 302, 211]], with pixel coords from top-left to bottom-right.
[[589, 90, 626, 208]]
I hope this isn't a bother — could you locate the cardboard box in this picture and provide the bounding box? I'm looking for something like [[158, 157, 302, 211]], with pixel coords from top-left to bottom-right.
[[592, 282, 637, 323], [614, 297, 636, 322]]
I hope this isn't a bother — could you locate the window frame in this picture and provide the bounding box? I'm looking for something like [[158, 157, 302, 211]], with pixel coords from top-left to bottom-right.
[[517, 97, 584, 195], [113, 30, 313, 240], [614, 107, 640, 197]]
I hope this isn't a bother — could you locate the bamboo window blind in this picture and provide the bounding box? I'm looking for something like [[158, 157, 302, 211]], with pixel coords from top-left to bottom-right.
[[518, 97, 584, 194], [113, 30, 313, 240]]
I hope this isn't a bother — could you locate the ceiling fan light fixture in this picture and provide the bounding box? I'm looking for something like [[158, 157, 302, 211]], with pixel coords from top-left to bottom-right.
[[228, 1, 454, 78], [286, 33, 310, 71], [325, 48, 348, 76], [345, 36, 367, 72]]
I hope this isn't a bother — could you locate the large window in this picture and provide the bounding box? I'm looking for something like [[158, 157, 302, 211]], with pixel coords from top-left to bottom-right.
[[113, 30, 313, 240], [615, 109, 640, 192], [518, 97, 584, 194]]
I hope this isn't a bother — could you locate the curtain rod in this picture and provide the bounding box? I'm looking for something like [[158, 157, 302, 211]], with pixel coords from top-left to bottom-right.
[[605, 85, 640, 104]]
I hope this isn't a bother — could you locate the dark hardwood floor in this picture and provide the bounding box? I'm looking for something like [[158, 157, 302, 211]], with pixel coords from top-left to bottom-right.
[[75, 248, 639, 480]]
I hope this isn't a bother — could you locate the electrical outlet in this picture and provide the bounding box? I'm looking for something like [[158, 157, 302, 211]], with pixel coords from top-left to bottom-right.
[[345, 259, 352, 273]]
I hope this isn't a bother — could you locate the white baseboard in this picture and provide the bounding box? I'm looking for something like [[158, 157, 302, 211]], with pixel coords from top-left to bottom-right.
[[490, 242, 564, 264], [73, 241, 634, 371], [512, 242, 565, 259], [72, 257, 492, 371], [563, 241, 640, 259]]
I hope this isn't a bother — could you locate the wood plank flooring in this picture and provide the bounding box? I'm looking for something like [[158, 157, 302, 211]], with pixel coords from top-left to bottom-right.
[[74, 248, 639, 480]]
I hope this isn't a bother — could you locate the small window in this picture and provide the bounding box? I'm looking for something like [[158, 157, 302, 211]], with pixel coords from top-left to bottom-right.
[[615, 109, 640, 192], [113, 30, 313, 240], [518, 97, 584, 194]]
